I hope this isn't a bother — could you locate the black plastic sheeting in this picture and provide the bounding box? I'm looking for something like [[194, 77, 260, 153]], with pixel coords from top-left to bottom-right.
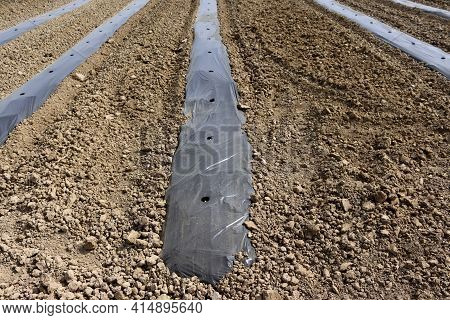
[[162, 0, 255, 284], [0, 0, 92, 46], [0, 0, 150, 145], [315, 0, 450, 78], [391, 0, 450, 19]]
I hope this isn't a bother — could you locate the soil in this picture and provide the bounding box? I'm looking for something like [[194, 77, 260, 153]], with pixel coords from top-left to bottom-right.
[[0, 0, 131, 99], [414, 0, 450, 10], [0, 0, 448, 300], [217, 0, 449, 299], [0, 0, 72, 30], [0, 0, 199, 300], [338, 0, 450, 52]]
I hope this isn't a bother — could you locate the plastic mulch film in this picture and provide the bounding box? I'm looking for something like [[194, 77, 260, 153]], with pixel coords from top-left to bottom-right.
[[315, 0, 450, 78], [391, 0, 450, 19], [0, 0, 93, 46], [162, 0, 255, 284], [0, 0, 150, 145]]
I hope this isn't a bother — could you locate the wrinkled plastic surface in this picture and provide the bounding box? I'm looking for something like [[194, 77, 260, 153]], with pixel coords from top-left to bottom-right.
[[0, 0, 92, 46], [315, 0, 450, 78], [391, 0, 450, 19], [162, 0, 255, 284], [0, 0, 150, 145]]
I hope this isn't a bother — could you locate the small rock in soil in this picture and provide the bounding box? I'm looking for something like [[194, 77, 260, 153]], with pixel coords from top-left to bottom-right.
[[262, 290, 282, 300], [72, 73, 86, 82], [126, 230, 140, 244], [362, 201, 376, 211], [244, 220, 258, 230], [341, 199, 352, 212]]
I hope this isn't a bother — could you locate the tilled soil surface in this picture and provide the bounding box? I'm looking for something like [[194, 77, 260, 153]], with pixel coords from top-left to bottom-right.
[[0, 1, 202, 299], [415, 0, 450, 10], [0, 0, 202, 300], [0, 0, 449, 300], [217, 0, 449, 299], [339, 0, 450, 52], [0, 0, 72, 30], [0, 0, 131, 99]]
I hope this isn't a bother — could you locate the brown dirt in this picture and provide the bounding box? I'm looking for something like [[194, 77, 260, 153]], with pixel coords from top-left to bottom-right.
[[217, 0, 449, 299], [0, 0, 448, 300], [0, 0, 72, 30], [0, 0, 131, 99], [338, 0, 450, 52], [414, 0, 450, 10], [0, 0, 201, 300]]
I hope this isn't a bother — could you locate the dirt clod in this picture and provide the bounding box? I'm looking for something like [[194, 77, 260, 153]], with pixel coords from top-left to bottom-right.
[[83, 236, 97, 251], [72, 73, 86, 82], [262, 290, 282, 300], [373, 191, 388, 204]]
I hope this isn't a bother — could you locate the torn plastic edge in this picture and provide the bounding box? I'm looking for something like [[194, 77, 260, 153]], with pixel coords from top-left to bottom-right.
[[0, 0, 93, 46], [390, 0, 450, 19], [314, 0, 450, 78], [0, 0, 150, 145], [162, 0, 255, 284]]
